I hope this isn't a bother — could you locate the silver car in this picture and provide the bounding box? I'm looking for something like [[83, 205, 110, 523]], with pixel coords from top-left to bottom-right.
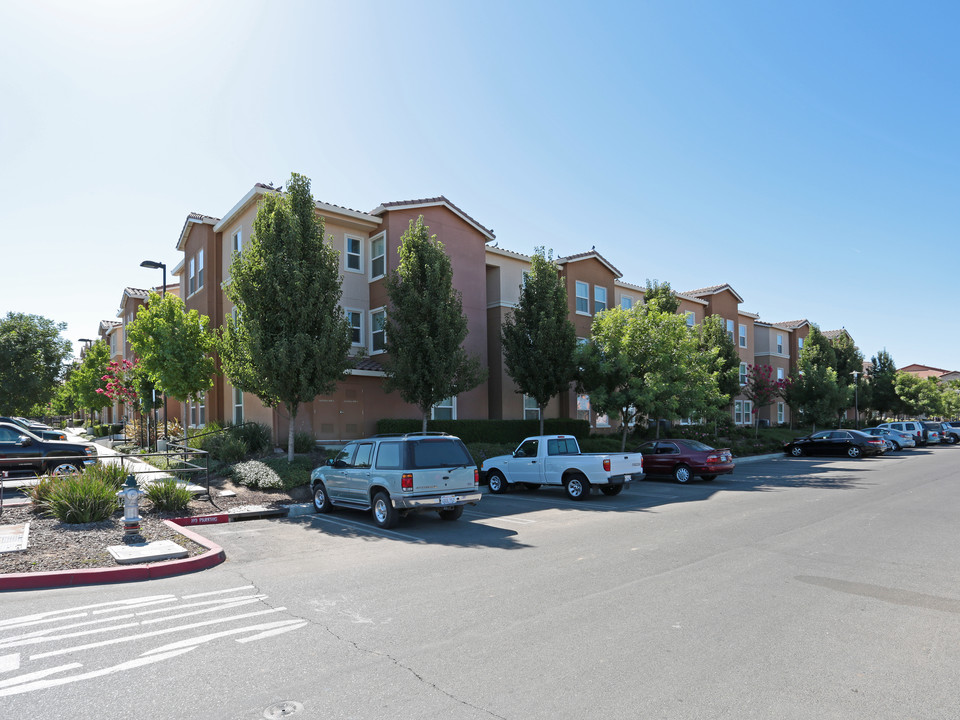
[[939, 422, 960, 445], [862, 427, 915, 450]]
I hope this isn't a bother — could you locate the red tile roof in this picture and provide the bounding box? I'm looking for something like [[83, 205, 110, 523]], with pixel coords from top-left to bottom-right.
[[371, 196, 495, 239]]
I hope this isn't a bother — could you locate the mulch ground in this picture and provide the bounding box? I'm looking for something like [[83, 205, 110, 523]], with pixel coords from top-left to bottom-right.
[[0, 479, 311, 575]]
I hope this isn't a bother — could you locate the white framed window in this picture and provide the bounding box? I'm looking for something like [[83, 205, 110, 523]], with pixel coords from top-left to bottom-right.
[[734, 400, 743, 425], [188, 257, 196, 295], [777, 402, 785, 424], [345, 236, 362, 272], [523, 395, 540, 420], [743, 400, 752, 424], [110, 333, 117, 356], [726, 319, 735, 342], [233, 387, 244, 425], [370, 308, 386, 353], [776, 334, 783, 354], [686, 312, 695, 327], [594, 286, 607, 313], [621, 295, 633, 310], [432, 396, 456, 420], [370, 233, 386, 280], [575, 281, 589, 314], [740, 363, 748, 385], [232, 228, 242, 255], [595, 411, 610, 428], [346, 310, 363, 346], [190, 394, 207, 428], [777, 367, 784, 381], [798, 337, 804, 351], [576, 394, 591, 422], [197, 248, 204, 290], [739, 324, 747, 348]]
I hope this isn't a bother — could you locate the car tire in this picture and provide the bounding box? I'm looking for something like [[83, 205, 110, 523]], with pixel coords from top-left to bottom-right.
[[673, 464, 692, 483], [487, 471, 508, 494], [847, 446, 862, 459], [701, 474, 717, 481], [565, 473, 590, 500], [47, 460, 82, 476], [891, 441, 901, 451], [372, 491, 398, 529], [312, 481, 333, 513], [600, 485, 623, 496], [790, 446, 804, 457], [438, 506, 464, 521], [522, 483, 541, 491]]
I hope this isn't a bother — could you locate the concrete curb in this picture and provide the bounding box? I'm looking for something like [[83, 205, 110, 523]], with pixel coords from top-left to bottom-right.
[[0, 520, 225, 592], [733, 453, 785, 465]]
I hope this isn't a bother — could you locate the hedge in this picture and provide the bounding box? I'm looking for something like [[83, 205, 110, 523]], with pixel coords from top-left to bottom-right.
[[374, 418, 590, 444]]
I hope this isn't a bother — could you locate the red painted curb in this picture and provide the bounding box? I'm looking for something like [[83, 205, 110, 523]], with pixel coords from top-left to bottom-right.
[[0, 520, 225, 592], [168, 513, 230, 526]]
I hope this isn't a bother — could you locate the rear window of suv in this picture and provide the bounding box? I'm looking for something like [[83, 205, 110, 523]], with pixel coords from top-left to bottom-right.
[[408, 439, 473, 469]]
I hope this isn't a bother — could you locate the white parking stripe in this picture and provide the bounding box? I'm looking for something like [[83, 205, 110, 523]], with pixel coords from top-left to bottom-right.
[[0, 595, 175, 628], [143, 619, 306, 655], [182, 585, 255, 599], [0, 662, 83, 689], [0, 653, 19, 673]]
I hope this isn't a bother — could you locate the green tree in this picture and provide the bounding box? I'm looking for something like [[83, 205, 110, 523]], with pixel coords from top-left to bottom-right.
[[51, 364, 80, 417], [785, 336, 843, 431], [70, 340, 112, 422], [384, 216, 486, 432], [220, 172, 352, 462], [501, 248, 577, 435], [867, 350, 899, 419], [578, 305, 721, 449], [695, 315, 741, 412], [643, 279, 680, 314], [0, 312, 72, 415], [894, 373, 942, 418], [831, 331, 863, 425], [127, 291, 216, 417], [741, 364, 784, 437]]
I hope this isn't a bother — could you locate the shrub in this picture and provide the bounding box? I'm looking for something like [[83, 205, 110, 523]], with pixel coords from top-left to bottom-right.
[[231, 422, 273, 455], [232, 460, 284, 490], [22, 475, 58, 508], [375, 418, 591, 443], [144, 479, 193, 513], [83, 461, 130, 491], [216, 434, 248, 464], [466, 442, 515, 467], [125, 416, 184, 447], [43, 473, 118, 524], [260, 456, 318, 490]]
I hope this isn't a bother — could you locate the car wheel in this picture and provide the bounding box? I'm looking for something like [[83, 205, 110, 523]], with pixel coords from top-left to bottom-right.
[[47, 461, 81, 476], [950, 434, 959, 445], [522, 483, 541, 491], [847, 446, 862, 459], [372, 491, 398, 529], [565, 473, 590, 500], [701, 474, 717, 481], [790, 446, 804, 457], [438, 506, 464, 521], [600, 485, 623, 496], [487, 471, 508, 494], [312, 481, 332, 513], [891, 441, 901, 451], [673, 464, 692, 483]]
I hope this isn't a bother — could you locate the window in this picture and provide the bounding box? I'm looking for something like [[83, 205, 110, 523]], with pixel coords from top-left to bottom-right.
[[523, 395, 540, 421], [777, 402, 785, 424], [516, 439, 539, 457], [776, 334, 783, 354], [740, 363, 748, 385], [345, 236, 362, 272], [739, 324, 747, 348], [726, 319, 735, 342], [432, 396, 455, 420], [595, 411, 610, 428], [547, 437, 579, 455], [686, 312, 695, 327], [594, 286, 607, 313], [798, 337, 804, 351], [734, 400, 752, 425], [744, 400, 752, 424], [577, 394, 591, 422], [575, 281, 589, 314], [370, 233, 386, 279], [190, 394, 206, 427], [375, 442, 403, 470], [233, 387, 243, 425], [110, 333, 117, 356], [354, 443, 374, 469], [777, 367, 784, 381], [188, 257, 196, 295], [370, 308, 386, 353], [197, 248, 204, 290], [346, 310, 362, 345], [621, 295, 633, 310], [232, 228, 242, 255]]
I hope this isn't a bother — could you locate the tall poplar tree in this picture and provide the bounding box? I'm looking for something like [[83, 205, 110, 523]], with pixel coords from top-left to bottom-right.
[[220, 173, 352, 461], [867, 349, 899, 418], [501, 248, 576, 434], [383, 216, 486, 432]]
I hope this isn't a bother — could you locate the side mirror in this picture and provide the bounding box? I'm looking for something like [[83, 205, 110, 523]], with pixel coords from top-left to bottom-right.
[[16, 435, 32, 446], [326, 458, 335, 467], [513, 450, 523, 458]]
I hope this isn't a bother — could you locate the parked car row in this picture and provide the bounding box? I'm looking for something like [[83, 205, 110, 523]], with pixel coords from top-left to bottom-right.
[[0, 422, 98, 477], [784, 421, 959, 459]]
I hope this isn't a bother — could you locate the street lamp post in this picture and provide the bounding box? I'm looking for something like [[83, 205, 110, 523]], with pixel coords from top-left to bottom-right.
[[852, 370, 860, 429], [140, 260, 168, 449]]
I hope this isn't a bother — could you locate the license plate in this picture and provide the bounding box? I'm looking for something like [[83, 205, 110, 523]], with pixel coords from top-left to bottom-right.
[[440, 495, 456, 505]]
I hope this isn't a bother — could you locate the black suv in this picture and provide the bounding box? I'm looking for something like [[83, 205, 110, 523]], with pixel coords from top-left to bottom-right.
[[0, 422, 98, 477]]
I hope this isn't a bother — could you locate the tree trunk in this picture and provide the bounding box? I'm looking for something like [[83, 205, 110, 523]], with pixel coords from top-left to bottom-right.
[[539, 405, 545, 437], [621, 420, 629, 452], [421, 412, 428, 433], [287, 404, 297, 463]]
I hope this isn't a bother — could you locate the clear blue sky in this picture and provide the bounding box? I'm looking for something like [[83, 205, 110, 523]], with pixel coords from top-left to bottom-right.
[[1, 0, 957, 371]]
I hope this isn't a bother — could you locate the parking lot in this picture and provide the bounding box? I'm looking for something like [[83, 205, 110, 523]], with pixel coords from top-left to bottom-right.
[[5, 445, 959, 720]]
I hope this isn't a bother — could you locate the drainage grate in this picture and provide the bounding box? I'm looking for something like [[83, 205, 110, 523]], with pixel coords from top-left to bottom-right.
[[263, 701, 303, 719]]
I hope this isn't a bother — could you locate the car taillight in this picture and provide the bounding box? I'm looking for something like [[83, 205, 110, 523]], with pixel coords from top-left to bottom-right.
[[869, 439, 882, 445], [401, 473, 413, 491], [706, 454, 720, 464], [603, 458, 611, 472], [474, 469, 479, 486]]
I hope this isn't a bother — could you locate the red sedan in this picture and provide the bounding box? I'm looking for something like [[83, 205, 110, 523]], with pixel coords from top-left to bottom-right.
[[636, 439, 735, 483]]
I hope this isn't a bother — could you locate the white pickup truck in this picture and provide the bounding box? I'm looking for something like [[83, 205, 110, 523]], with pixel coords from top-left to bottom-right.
[[480, 435, 644, 500]]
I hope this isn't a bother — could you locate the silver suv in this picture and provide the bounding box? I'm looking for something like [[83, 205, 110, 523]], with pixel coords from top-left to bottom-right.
[[877, 421, 927, 446], [310, 432, 481, 529]]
